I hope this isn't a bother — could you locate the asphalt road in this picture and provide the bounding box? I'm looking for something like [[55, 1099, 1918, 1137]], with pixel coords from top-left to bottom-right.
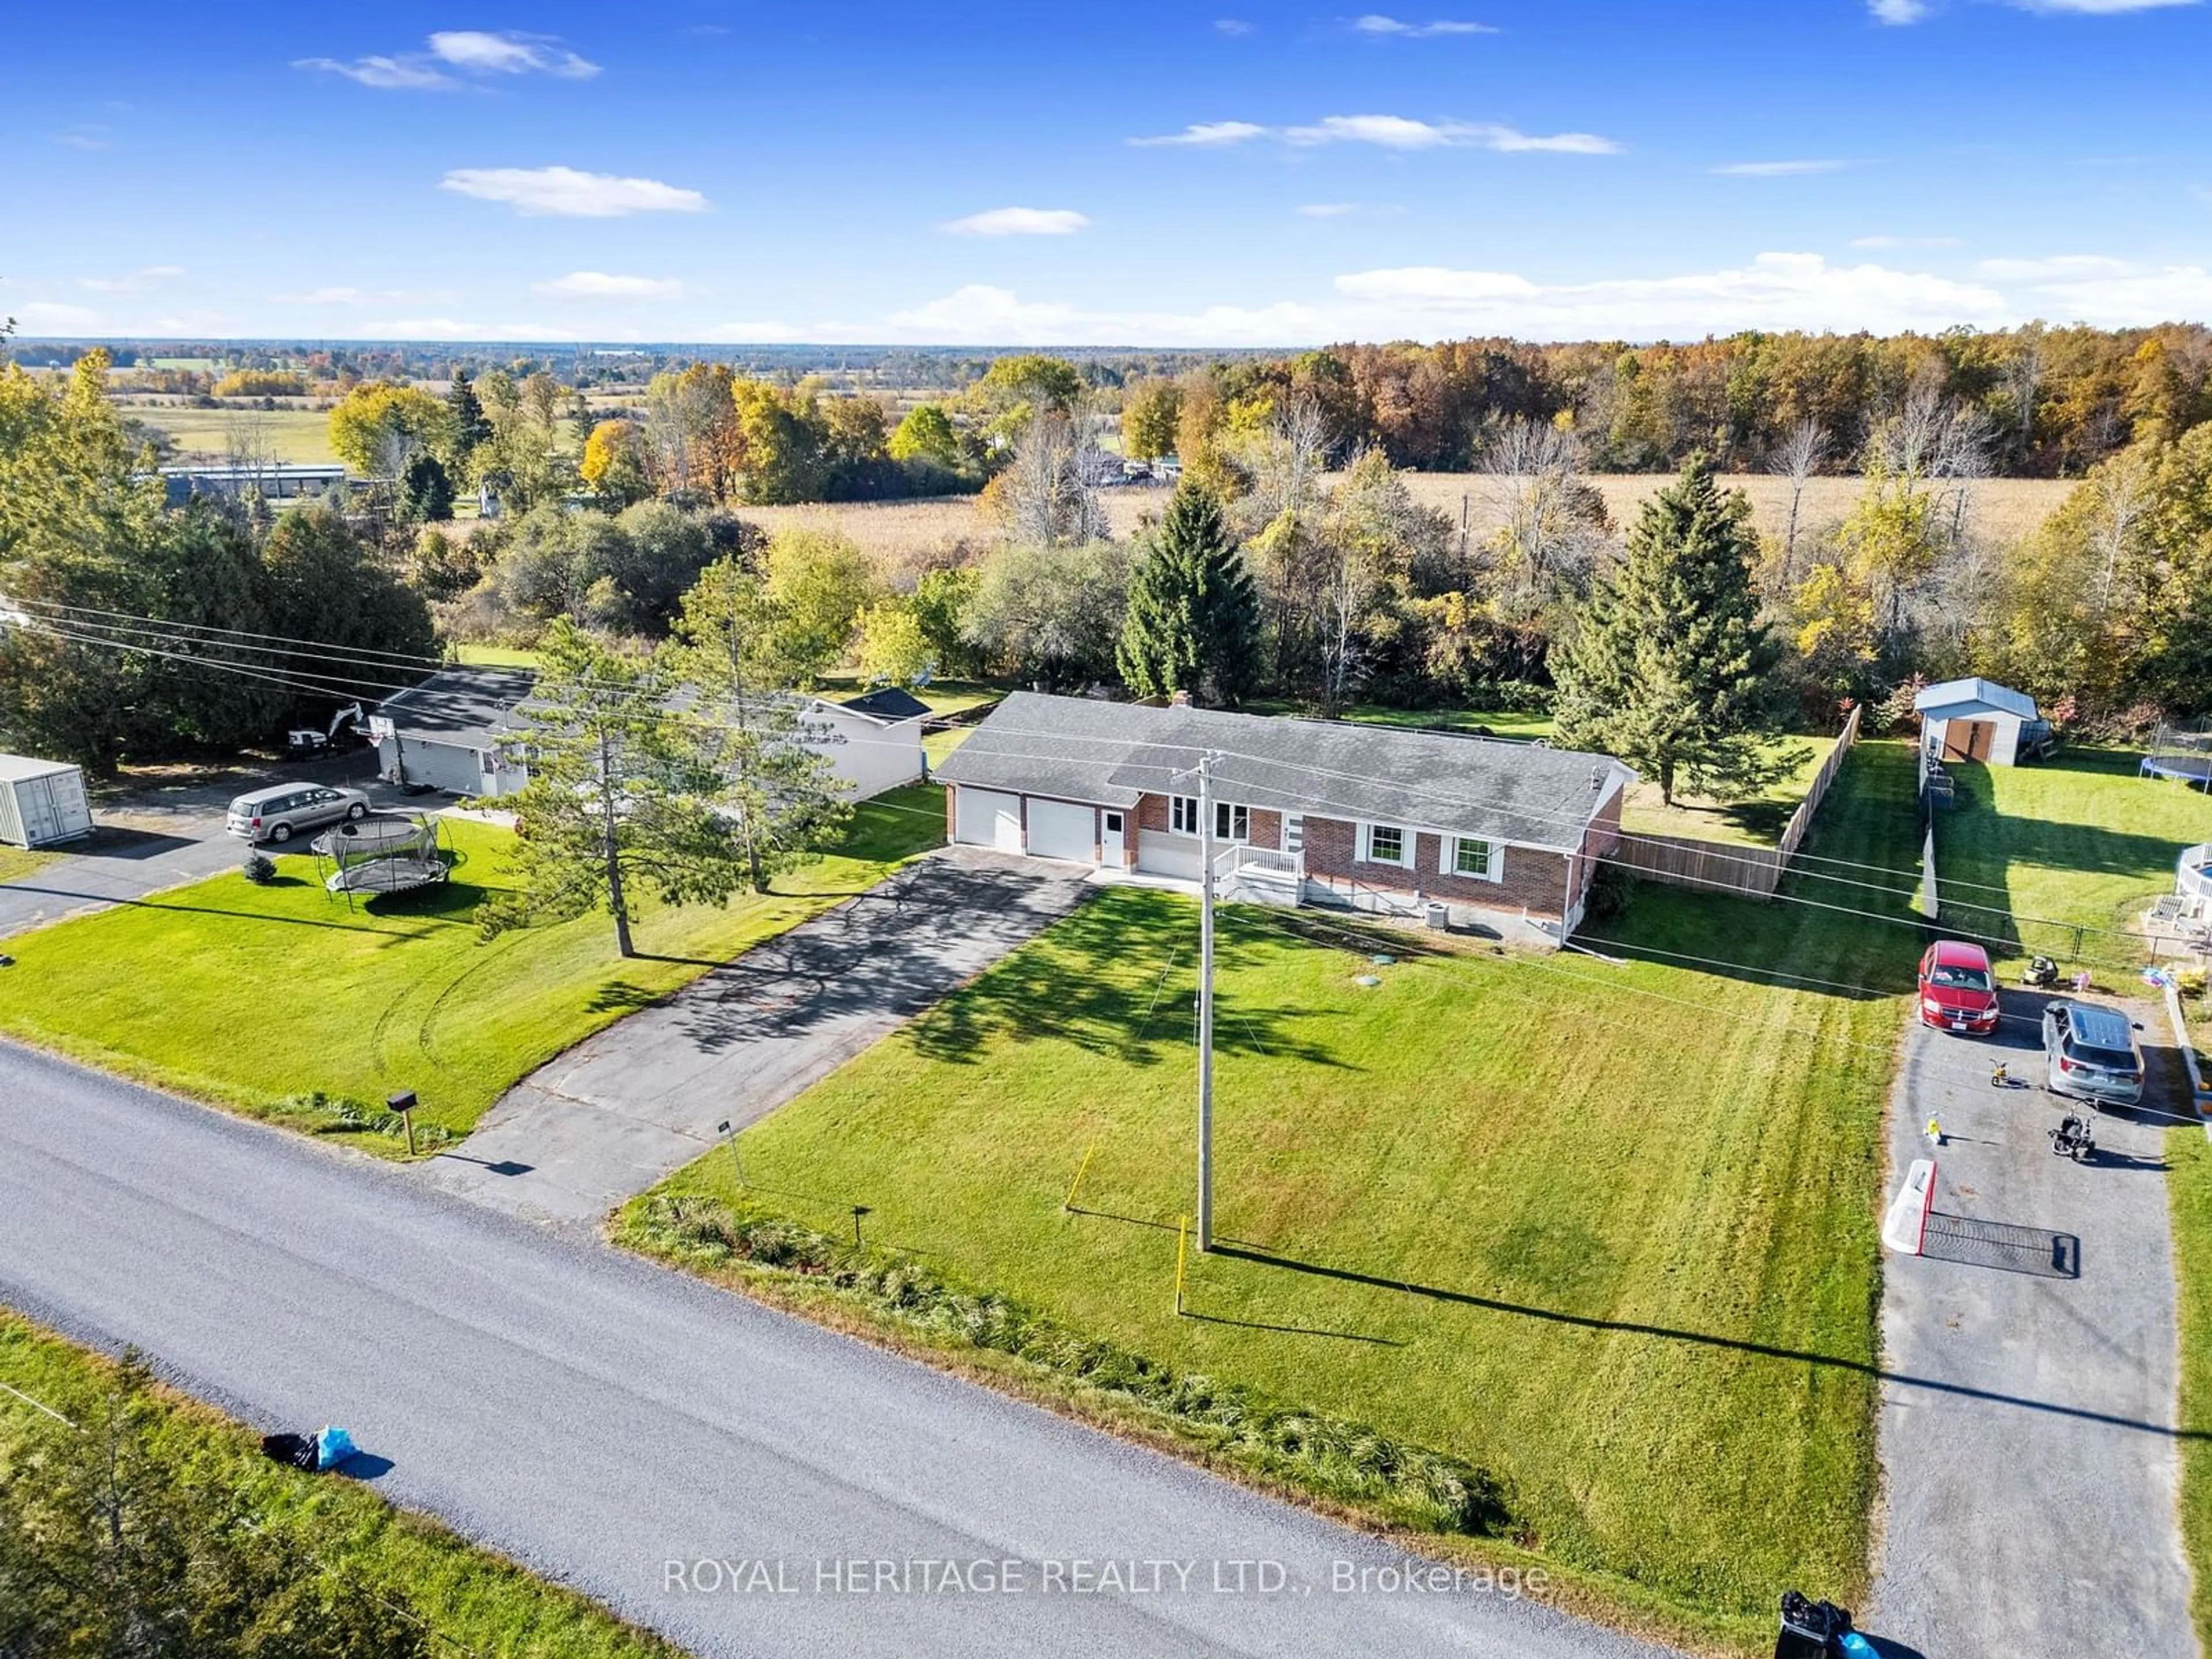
[[416, 850, 1092, 1227], [0, 1040, 1679, 1659], [1869, 994, 2194, 1658]]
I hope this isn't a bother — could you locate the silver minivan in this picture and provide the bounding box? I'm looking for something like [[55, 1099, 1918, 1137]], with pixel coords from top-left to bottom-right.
[[226, 782, 370, 844], [2041, 999, 2146, 1108]]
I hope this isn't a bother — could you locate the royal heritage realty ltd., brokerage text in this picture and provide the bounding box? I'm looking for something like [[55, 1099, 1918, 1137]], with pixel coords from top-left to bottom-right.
[[663, 1557, 1549, 1600]]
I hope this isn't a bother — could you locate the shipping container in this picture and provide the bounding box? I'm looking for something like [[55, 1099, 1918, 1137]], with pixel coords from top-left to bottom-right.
[[0, 755, 95, 849]]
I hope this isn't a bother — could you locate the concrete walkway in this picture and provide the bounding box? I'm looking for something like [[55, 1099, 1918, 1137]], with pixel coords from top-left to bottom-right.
[[416, 848, 1092, 1228], [1870, 994, 2195, 1658]]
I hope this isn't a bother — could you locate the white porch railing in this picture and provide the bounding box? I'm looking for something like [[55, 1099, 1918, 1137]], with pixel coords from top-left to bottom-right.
[[1214, 845, 1304, 884]]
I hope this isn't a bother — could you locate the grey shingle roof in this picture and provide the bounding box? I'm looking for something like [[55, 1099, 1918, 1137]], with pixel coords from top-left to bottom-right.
[[934, 692, 1635, 852], [1913, 677, 2037, 721], [377, 666, 537, 745], [839, 687, 931, 723]]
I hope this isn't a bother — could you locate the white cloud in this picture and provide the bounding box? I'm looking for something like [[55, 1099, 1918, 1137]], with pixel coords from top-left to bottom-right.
[[2011, 261, 2212, 321], [427, 31, 599, 77], [533, 271, 689, 298], [297, 31, 596, 92], [1285, 115, 1617, 153], [1352, 15, 1499, 36], [1214, 17, 1255, 33], [1868, 0, 1931, 20], [1712, 158, 1857, 176], [938, 207, 1091, 237], [294, 54, 460, 91], [1141, 113, 1619, 153], [52, 125, 112, 150], [14, 301, 104, 332], [880, 285, 1330, 346], [75, 265, 185, 294], [1297, 201, 1404, 218], [1328, 252, 2010, 338], [1972, 253, 2135, 279], [1129, 120, 1271, 147], [1850, 234, 1965, 248], [438, 166, 710, 217]]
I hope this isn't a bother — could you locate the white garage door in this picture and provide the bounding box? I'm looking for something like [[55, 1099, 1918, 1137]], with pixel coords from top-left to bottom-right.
[[1025, 798, 1097, 865], [955, 788, 1023, 854]]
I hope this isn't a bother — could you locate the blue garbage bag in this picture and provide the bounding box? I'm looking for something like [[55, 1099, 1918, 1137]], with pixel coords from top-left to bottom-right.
[[315, 1426, 357, 1470], [1837, 1634, 1877, 1659]]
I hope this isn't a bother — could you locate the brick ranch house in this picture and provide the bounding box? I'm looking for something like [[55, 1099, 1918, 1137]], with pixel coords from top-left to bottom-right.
[[935, 692, 1635, 941]]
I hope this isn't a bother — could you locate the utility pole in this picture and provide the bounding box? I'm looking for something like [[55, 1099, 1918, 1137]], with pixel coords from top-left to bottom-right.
[[1196, 751, 1216, 1252]]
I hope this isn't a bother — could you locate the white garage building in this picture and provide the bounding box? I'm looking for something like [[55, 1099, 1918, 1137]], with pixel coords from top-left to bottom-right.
[[371, 666, 929, 801]]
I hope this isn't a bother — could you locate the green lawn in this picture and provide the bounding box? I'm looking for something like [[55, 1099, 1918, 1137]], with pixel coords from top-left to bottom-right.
[[124, 404, 338, 464], [0, 789, 944, 1145], [1934, 747, 2212, 969], [0, 845, 56, 885], [0, 1313, 676, 1659], [632, 741, 1925, 1643], [452, 643, 546, 669], [2171, 1131, 2212, 1653]]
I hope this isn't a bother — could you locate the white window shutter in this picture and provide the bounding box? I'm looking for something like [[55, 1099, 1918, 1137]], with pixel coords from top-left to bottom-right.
[[1439, 836, 1453, 876], [1488, 843, 1505, 884]]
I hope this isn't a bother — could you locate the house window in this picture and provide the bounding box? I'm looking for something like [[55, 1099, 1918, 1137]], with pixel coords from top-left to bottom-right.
[[1103, 810, 1124, 837], [1447, 836, 1499, 881], [1215, 802, 1249, 843], [1171, 796, 1200, 835], [1361, 824, 1407, 866]]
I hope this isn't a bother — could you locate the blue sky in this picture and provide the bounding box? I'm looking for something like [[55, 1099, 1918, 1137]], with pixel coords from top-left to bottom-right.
[[7, 0, 2209, 344]]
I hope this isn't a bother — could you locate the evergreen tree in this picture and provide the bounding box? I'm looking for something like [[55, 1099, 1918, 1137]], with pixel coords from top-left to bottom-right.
[[443, 368, 491, 475], [1116, 480, 1260, 704], [398, 451, 454, 522], [1554, 456, 1791, 805], [669, 559, 854, 893], [479, 621, 758, 957]]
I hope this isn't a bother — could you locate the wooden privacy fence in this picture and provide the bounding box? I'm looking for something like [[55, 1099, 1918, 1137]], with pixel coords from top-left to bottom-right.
[[1613, 704, 1864, 902]]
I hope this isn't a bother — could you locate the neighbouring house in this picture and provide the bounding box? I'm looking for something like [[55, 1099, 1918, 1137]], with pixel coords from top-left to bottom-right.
[[935, 692, 1634, 940], [157, 463, 350, 508], [369, 665, 538, 798], [1913, 677, 2048, 767], [368, 665, 929, 801]]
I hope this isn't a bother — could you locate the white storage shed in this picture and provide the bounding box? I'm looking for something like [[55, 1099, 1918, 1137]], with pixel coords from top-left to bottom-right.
[[0, 755, 95, 849], [1913, 677, 2040, 767]]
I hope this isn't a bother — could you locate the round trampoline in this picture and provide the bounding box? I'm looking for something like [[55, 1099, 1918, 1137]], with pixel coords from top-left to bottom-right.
[[2144, 723, 2212, 787], [312, 812, 449, 900]]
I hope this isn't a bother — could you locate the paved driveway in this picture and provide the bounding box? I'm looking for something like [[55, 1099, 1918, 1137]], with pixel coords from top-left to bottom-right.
[[0, 752, 406, 942], [0, 1040, 1679, 1659], [416, 848, 1093, 1228], [1869, 991, 2194, 1658]]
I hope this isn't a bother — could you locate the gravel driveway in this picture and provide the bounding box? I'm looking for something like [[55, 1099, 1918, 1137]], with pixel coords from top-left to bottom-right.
[[1869, 990, 2194, 1657], [416, 848, 1093, 1228]]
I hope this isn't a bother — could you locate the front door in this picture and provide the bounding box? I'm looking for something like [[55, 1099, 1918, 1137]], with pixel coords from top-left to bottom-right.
[[1964, 719, 1995, 762]]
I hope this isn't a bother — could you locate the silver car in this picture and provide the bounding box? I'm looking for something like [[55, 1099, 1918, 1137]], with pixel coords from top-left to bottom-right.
[[225, 782, 370, 844], [2041, 999, 2145, 1108]]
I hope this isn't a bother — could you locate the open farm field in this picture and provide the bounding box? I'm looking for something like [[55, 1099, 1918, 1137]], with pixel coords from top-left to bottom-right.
[[122, 403, 339, 464], [734, 472, 2075, 568]]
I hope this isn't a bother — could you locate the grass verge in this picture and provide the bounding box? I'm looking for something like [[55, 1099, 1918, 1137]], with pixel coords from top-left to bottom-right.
[[623, 740, 1926, 1648], [0, 787, 944, 1146], [0, 1312, 677, 1659], [0, 845, 56, 886], [2171, 1127, 2212, 1652]]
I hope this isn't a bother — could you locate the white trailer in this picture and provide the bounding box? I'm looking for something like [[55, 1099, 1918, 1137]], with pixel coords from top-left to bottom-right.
[[0, 755, 94, 849]]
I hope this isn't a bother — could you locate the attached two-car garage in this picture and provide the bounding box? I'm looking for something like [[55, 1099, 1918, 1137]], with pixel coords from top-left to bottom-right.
[[950, 787, 1101, 865]]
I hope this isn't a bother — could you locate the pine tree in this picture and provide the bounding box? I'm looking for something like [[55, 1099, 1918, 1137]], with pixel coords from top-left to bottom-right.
[[443, 368, 491, 476], [1116, 480, 1259, 704], [1554, 456, 1790, 805]]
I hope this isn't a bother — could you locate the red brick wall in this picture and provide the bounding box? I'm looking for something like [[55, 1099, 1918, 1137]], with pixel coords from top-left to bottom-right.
[[1247, 807, 1283, 850], [1302, 813, 1570, 919], [1136, 791, 1171, 831]]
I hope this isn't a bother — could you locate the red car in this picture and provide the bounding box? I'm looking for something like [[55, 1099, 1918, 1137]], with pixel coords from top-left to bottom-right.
[[1918, 940, 2000, 1035]]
